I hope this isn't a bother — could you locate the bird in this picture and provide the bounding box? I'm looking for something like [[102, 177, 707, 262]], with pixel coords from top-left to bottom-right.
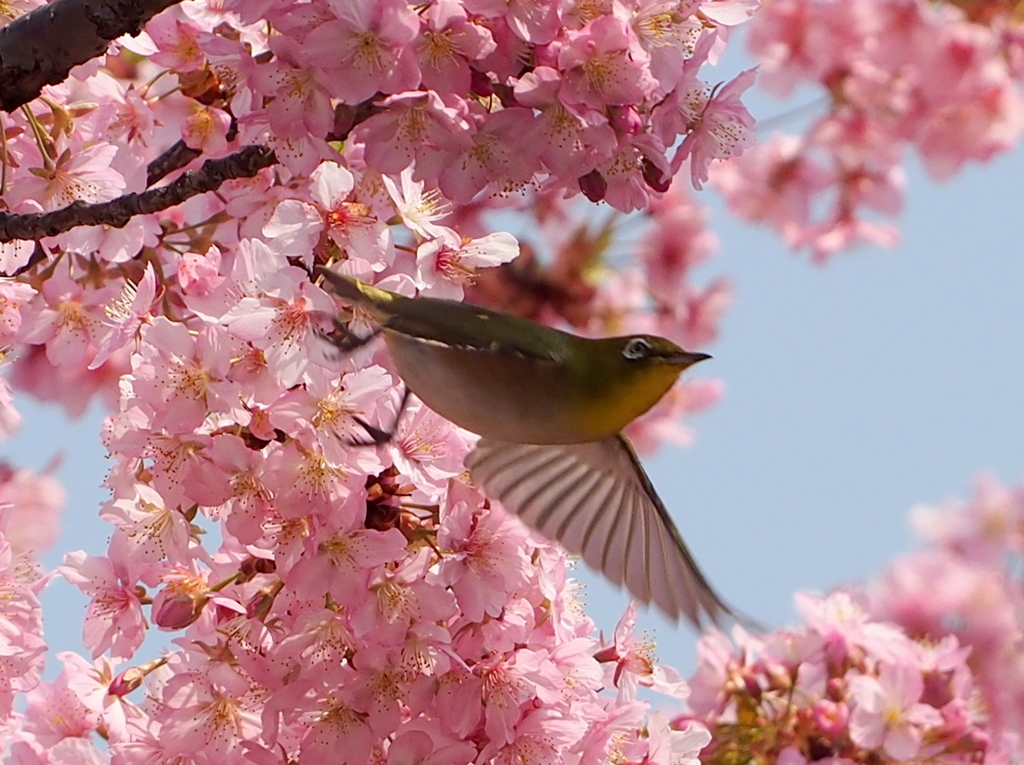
[[316, 265, 737, 628]]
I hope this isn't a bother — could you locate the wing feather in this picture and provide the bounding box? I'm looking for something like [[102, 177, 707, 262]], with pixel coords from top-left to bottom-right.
[[600, 479, 633, 588], [533, 468, 604, 533], [465, 436, 735, 628], [579, 477, 627, 575], [509, 459, 591, 526], [624, 487, 651, 603], [649, 511, 682, 621], [553, 473, 617, 554]]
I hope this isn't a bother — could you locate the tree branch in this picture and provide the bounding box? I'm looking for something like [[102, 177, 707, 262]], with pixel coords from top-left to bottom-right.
[[146, 141, 204, 188], [0, 145, 276, 243], [0, 0, 180, 113]]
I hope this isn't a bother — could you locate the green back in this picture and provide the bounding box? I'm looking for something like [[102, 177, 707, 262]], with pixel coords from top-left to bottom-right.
[[382, 293, 582, 363]]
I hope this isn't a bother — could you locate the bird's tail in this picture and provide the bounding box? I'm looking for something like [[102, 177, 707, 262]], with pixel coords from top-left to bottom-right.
[[316, 266, 395, 311]]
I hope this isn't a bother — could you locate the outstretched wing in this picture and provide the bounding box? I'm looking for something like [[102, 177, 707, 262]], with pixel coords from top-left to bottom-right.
[[465, 435, 735, 628]]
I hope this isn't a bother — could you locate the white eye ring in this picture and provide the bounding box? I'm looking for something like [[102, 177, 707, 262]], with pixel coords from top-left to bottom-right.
[[622, 337, 652, 360]]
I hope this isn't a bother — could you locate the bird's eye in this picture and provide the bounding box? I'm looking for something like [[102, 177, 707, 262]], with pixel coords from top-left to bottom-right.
[[622, 337, 652, 360]]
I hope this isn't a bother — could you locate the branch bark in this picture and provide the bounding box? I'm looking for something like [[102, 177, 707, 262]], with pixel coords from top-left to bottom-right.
[[0, 145, 276, 242], [0, 0, 180, 113], [146, 141, 203, 188]]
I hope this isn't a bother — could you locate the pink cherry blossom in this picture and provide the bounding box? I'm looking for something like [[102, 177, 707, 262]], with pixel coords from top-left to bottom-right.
[[298, 688, 376, 765], [350, 549, 459, 635], [646, 711, 711, 765], [664, 68, 758, 189], [558, 16, 657, 109], [872, 547, 1024, 733], [711, 133, 835, 248], [266, 161, 396, 271], [101, 482, 197, 571], [437, 107, 541, 202], [466, 0, 560, 44], [95, 80, 157, 147], [304, 0, 421, 104], [0, 376, 20, 437], [0, 522, 47, 720], [381, 168, 451, 240], [131, 319, 242, 432], [149, 564, 212, 630], [630, 2, 705, 94], [415, 230, 519, 298], [181, 103, 231, 153], [477, 708, 588, 765], [595, 603, 691, 701], [598, 131, 672, 212], [251, 36, 337, 142], [21, 270, 110, 369], [89, 263, 157, 370], [21, 652, 100, 745], [178, 244, 225, 296], [0, 239, 35, 274], [156, 658, 263, 763], [848, 662, 944, 759], [435, 483, 533, 623], [355, 90, 472, 177], [417, 0, 497, 94], [0, 281, 37, 342], [685, 588, 1004, 765], [60, 552, 146, 660], [220, 241, 338, 387], [285, 527, 408, 610], [7, 142, 126, 211], [146, 13, 208, 72]]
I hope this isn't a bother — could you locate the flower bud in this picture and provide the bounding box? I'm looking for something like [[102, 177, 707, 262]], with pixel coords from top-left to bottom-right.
[[579, 170, 607, 202], [152, 586, 209, 629], [811, 699, 848, 736], [642, 158, 671, 193], [109, 657, 168, 697], [246, 580, 284, 622], [609, 105, 643, 136], [109, 666, 147, 697]]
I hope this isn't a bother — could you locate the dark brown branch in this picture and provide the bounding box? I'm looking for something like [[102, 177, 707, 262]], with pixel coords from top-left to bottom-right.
[[147, 113, 242, 187], [0, 145, 276, 243], [0, 0, 181, 113], [144, 101, 383, 194], [147, 141, 203, 187]]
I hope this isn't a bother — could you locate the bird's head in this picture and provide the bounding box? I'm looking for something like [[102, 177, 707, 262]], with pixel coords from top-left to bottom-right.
[[598, 335, 708, 423], [615, 335, 711, 371], [577, 334, 711, 433]]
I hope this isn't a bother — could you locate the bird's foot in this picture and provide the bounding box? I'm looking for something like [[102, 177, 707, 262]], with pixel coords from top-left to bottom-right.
[[319, 319, 382, 353], [344, 387, 412, 447], [347, 417, 394, 447]]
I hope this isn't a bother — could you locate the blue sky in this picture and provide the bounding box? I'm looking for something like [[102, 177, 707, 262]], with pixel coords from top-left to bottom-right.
[[4, 110, 1023, 682]]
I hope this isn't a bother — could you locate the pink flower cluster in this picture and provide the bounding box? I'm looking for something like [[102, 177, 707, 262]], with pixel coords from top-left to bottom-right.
[[871, 474, 1024, 739], [0, 0, 753, 407], [0, 2, 743, 758], [0, 0, 758, 242], [683, 591, 1014, 765], [0, 156, 728, 761], [713, 0, 1024, 259], [13, 466, 714, 765]]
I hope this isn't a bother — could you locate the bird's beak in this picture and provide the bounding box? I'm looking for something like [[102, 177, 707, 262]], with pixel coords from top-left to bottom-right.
[[670, 350, 712, 367]]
